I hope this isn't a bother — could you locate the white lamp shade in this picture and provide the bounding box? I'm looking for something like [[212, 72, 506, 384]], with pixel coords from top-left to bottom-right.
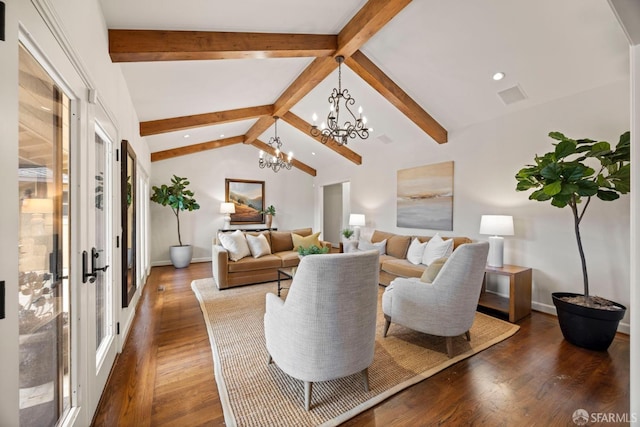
[[220, 202, 236, 214], [479, 215, 514, 236], [349, 214, 366, 227]]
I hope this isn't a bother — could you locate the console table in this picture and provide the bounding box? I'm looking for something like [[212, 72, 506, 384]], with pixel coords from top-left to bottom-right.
[[478, 264, 532, 323], [218, 227, 277, 233]]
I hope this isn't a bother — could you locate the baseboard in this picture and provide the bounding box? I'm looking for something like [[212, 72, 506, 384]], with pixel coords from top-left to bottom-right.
[[151, 257, 211, 267]]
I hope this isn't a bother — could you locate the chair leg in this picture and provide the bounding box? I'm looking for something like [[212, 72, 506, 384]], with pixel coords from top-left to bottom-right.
[[267, 353, 272, 364], [304, 381, 313, 411], [446, 336, 454, 358], [361, 368, 370, 392], [465, 330, 471, 341], [383, 315, 391, 337]]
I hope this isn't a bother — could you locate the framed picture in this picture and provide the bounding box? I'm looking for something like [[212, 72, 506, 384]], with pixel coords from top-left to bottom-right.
[[225, 179, 265, 224], [397, 161, 454, 231]]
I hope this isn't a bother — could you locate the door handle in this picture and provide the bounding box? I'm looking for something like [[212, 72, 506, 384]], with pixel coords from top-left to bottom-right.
[[91, 248, 109, 274], [82, 250, 96, 284]]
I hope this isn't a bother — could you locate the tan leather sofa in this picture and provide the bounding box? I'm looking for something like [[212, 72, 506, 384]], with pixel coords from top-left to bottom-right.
[[212, 228, 329, 289], [366, 230, 472, 285]]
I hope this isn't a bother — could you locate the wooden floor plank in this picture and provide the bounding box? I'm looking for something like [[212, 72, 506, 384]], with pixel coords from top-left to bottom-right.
[[92, 262, 629, 426]]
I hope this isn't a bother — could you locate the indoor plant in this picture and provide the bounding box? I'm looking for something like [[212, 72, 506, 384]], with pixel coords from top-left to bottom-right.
[[261, 204, 276, 228], [515, 130, 630, 350], [298, 244, 330, 257], [150, 175, 200, 268]]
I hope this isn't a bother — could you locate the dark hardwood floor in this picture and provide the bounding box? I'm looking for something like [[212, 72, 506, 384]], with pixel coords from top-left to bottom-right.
[[92, 262, 630, 426]]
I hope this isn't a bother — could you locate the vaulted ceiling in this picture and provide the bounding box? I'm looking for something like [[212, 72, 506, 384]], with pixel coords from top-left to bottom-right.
[[99, 0, 630, 176]]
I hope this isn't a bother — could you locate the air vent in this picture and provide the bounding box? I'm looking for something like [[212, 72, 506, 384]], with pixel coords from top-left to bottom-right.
[[498, 85, 527, 105], [376, 134, 393, 144]]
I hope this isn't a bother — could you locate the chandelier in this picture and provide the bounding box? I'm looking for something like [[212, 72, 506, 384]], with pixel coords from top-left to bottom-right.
[[310, 55, 371, 146], [259, 116, 293, 173]]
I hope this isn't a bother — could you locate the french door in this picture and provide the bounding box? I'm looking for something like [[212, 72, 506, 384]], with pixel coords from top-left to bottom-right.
[[18, 42, 72, 427], [18, 38, 119, 425]]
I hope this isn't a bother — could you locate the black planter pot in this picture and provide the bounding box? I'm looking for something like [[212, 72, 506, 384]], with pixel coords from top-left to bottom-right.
[[552, 292, 626, 351]]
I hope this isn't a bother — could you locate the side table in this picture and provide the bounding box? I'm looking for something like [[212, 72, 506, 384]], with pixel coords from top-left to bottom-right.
[[478, 264, 532, 323]]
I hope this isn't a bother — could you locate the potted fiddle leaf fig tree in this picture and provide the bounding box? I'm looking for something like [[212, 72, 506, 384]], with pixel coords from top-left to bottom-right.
[[515, 130, 630, 350], [150, 175, 200, 268]]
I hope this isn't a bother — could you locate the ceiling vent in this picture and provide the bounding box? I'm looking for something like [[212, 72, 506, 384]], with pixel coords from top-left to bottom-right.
[[498, 85, 527, 105], [376, 134, 393, 144]]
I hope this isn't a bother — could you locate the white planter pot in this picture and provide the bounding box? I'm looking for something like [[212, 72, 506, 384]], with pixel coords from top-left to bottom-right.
[[170, 245, 193, 268]]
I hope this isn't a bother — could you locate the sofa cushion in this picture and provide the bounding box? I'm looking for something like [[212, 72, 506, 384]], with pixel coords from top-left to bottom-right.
[[372, 230, 411, 259], [218, 230, 251, 261], [271, 231, 294, 253], [292, 232, 321, 250], [291, 228, 313, 237], [420, 257, 448, 283], [246, 233, 271, 258], [381, 258, 426, 278], [227, 254, 282, 272], [275, 251, 300, 268]]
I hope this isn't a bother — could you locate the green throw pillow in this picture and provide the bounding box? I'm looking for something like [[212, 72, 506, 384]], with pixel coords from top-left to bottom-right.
[[420, 257, 448, 283]]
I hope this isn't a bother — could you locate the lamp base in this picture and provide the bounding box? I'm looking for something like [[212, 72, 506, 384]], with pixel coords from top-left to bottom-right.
[[487, 236, 504, 268], [223, 215, 231, 230]]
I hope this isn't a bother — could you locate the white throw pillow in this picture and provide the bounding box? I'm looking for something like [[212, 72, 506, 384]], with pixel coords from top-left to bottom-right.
[[218, 230, 251, 261], [246, 233, 271, 258], [421, 233, 453, 266], [406, 238, 428, 265], [359, 238, 387, 255]]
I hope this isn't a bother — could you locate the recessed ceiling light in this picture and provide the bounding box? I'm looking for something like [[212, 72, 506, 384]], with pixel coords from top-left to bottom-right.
[[493, 72, 505, 81], [183, 134, 190, 138], [220, 134, 225, 138], [312, 152, 316, 156]]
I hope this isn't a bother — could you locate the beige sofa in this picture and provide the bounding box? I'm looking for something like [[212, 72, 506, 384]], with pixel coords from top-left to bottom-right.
[[212, 228, 328, 289], [365, 230, 472, 285]]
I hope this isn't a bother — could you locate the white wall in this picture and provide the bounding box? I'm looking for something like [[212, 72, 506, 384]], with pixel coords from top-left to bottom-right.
[[315, 79, 631, 330], [149, 143, 315, 265]]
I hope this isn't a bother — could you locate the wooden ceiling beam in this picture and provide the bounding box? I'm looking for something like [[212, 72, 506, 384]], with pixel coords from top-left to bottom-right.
[[140, 104, 273, 136], [345, 50, 447, 144], [245, 0, 412, 156], [281, 112, 362, 165], [109, 30, 337, 62], [336, 0, 412, 58], [252, 139, 317, 176], [151, 135, 244, 162]]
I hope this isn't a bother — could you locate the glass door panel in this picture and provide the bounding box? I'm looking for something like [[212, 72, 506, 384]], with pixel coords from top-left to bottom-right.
[[18, 43, 71, 427]]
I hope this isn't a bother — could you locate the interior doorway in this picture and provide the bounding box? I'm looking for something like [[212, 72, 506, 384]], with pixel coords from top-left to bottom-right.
[[322, 182, 350, 248]]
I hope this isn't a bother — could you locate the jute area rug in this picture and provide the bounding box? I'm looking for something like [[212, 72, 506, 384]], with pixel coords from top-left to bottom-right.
[[191, 278, 519, 427]]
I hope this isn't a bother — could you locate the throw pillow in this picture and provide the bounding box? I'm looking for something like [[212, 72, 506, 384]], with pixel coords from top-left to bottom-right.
[[218, 230, 251, 262], [406, 238, 428, 265], [359, 238, 387, 255], [420, 257, 448, 283], [245, 233, 271, 258], [292, 232, 321, 250], [421, 233, 453, 266]]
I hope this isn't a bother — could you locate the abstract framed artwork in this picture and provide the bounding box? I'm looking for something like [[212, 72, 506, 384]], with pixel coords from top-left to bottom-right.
[[225, 178, 265, 224], [397, 161, 454, 230]]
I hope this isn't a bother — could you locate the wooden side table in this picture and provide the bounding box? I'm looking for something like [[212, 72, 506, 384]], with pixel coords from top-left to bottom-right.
[[478, 264, 532, 323]]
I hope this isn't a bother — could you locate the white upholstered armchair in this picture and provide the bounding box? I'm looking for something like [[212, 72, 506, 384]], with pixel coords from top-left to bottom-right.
[[382, 242, 489, 358], [264, 250, 380, 410]]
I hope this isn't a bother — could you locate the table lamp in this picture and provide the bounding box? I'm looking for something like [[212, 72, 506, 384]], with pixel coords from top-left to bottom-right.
[[349, 213, 366, 241], [220, 202, 235, 230], [479, 215, 514, 268]]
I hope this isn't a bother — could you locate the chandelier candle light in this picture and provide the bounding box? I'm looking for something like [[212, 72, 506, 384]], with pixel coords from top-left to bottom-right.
[[259, 116, 293, 173], [310, 56, 371, 146], [479, 215, 514, 268]]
